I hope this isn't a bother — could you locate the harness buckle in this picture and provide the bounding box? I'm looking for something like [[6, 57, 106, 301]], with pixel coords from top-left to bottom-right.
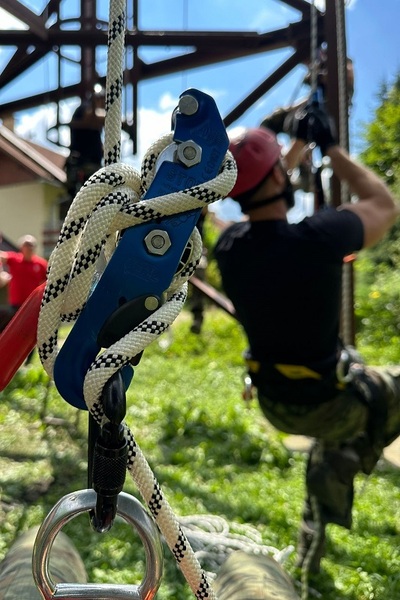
[[336, 346, 365, 384]]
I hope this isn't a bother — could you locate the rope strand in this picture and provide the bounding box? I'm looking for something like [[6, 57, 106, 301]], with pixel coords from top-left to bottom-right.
[[38, 140, 236, 600], [335, 0, 354, 347], [37, 1, 236, 596]]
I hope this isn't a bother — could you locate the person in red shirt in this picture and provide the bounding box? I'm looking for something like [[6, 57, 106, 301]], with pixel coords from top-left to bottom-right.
[[0, 235, 47, 337]]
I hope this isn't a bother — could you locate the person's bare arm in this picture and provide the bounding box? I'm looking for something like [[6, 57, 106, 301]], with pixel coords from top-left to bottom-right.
[[0, 251, 8, 263], [284, 139, 307, 171], [327, 145, 400, 248]]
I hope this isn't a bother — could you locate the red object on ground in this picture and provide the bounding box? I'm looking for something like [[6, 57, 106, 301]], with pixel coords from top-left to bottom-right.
[[0, 282, 45, 390]]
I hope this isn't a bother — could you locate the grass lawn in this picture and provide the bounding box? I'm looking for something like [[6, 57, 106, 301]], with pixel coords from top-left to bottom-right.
[[0, 308, 399, 599]]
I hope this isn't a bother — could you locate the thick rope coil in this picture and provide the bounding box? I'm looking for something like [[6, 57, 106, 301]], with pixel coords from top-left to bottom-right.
[[179, 514, 294, 582], [37, 135, 236, 600]]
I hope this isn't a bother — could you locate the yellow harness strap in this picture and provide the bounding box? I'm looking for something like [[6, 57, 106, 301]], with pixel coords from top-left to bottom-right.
[[245, 358, 346, 391], [274, 364, 322, 380]]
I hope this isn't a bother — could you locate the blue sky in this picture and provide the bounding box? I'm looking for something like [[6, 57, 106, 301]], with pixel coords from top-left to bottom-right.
[[0, 0, 399, 165]]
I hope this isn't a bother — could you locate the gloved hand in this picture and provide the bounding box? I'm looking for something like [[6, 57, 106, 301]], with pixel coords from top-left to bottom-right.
[[260, 107, 287, 135], [307, 104, 338, 155], [291, 103, 337, 155], [290, 105, 311, 143]]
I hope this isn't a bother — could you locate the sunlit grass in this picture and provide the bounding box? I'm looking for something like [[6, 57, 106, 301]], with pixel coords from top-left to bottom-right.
[[0, 309, 399, 599]]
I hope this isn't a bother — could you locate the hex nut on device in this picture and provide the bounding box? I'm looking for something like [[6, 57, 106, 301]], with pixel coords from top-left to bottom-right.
[[144, 230, 172, 255], [176, 140, 202, 168]]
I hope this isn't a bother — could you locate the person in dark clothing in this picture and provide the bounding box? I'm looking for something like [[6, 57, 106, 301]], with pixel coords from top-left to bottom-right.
[[214, 105, 400, 573], [65, 91, 105, 197]]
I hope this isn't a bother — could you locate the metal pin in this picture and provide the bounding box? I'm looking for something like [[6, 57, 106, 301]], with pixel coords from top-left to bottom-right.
[[178, 94, 199, 116]]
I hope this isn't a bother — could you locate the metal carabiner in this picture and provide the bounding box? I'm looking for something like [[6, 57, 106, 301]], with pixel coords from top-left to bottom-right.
[[33, 489, 163, 600]]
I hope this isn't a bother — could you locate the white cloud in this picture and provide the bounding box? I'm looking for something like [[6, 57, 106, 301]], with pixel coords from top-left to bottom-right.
[[307, 1, 357, 12], [13, 101, 172, 169], [15, 105, 68, 151], [226, 124, 246, 140], [0, 8, 28, 30], [129, 106, 173, 169], [158, 92, 179, 112]]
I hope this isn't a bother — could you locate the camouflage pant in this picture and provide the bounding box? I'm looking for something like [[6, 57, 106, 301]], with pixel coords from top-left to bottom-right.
[[2, 533, 300, 600], [0, 527, 87, 599], [214, 551, 299, 599], [257, 365, 400, 528]]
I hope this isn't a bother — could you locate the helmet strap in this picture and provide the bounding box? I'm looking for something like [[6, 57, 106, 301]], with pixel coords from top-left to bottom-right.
[[241, 180, 295, 213]]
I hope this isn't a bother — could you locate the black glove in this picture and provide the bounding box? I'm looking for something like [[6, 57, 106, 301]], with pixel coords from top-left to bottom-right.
[[307, 104, 338, 155], [290, 106, 311, 143], [291, 103, 337, 155], [260, 108, 288, 135]]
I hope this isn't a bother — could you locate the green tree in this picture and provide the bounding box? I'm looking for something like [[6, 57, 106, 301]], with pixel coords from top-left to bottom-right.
[[357, 73, 400, 269], [354, 73, 400, 361], [359, 73, 400, 187]]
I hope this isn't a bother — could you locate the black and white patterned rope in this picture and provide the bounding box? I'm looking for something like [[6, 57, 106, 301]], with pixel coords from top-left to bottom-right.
[[104, 0, 125, 167], [37, 1, 238, 596], [38, 132, 236, 600]]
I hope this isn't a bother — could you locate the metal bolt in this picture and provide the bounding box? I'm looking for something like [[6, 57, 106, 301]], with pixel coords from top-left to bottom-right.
[[178, 94, 199, 116], [176, 140, 202, 168], [144, 230, 171, 256], [144, 296, 159, 311]]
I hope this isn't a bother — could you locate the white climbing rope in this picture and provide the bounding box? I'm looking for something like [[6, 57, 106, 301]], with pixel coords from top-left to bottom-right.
[[37, 141, 236, 600], [37, 1, 238, 598], [103, 0, 125, 168], [180, 514, 294, 582]]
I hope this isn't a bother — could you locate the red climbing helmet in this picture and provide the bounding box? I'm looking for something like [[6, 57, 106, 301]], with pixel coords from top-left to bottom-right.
[[228, 127, 282, 199]]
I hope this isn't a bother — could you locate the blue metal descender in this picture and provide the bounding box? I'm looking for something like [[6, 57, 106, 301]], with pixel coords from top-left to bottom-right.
[[53, 88, 229, 410]]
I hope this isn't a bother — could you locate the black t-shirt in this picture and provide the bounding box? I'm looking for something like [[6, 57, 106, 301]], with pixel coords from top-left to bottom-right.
[[214, 208, 364, 369]]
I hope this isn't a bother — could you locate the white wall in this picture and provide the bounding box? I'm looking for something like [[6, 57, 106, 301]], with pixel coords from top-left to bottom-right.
[[0, 180, 63, 256]]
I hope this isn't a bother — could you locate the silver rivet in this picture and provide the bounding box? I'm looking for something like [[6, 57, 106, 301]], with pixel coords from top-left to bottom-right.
[[178, 94, 199, 116], [145, 296, 159, 311]]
